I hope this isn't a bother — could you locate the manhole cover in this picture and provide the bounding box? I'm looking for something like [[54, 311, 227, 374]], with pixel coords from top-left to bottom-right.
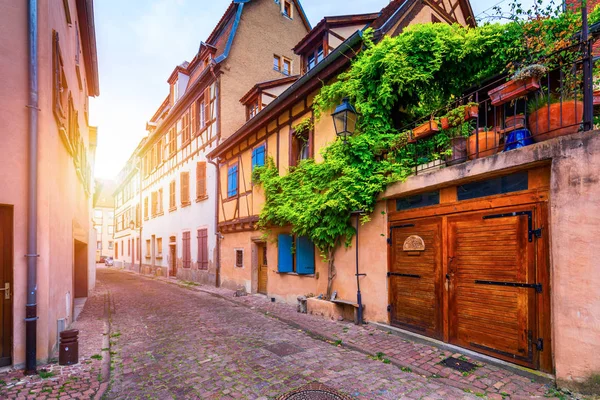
[[277, 383, 353, 400], [440, 356, 477, 372], [264, 342, 304, 357]]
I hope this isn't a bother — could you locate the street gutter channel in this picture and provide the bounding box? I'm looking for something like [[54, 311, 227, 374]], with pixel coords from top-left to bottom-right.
[[94, 291, 113, 400]]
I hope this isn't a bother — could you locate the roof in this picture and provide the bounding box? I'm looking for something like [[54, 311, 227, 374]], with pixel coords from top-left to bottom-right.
[[293, 13, 379, 55], [75, 0, 100, 96], [240, 75, 300, 105], [209, 0, 475, 160]]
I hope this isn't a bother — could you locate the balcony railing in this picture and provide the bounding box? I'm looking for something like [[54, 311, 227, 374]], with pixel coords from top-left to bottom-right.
[[400, 35, 598, 175]]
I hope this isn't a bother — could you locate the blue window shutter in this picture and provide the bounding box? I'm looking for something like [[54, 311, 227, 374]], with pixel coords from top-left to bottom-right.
[[227, 165, 238, 197], [251, 148, 257, 169], [277, 234, 293, 273], [296, 236, 315, 275], [252, 145, 265, 170]]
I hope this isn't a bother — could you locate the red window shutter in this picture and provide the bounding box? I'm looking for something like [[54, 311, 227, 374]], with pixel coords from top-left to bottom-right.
[[204, 87, 210, 122], [181, 172, 189, 204], [196, 162, 206, 199], [197, 229, 208, 270], [191, 103, 196, 136]]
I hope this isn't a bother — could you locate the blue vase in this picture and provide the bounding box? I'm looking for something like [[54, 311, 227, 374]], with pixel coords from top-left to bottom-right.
[[504, 128, 533, 151]]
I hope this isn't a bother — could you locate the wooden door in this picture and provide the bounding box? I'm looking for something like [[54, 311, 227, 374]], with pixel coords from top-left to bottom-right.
[[388, 217, 443, 339], [170, 244, 177, 277], [447, 208, 538, 368], [0, 206, 13, 367], [257, 243, 268, 294]]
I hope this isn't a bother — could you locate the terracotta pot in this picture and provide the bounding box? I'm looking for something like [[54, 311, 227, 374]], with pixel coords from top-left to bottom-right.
[[412, 120, 439, 141], [505, 114, 525, 128], [528, 100, 583, 142], [468, 128, 500, 160], [594, 90, 600, 106], [464, 105, 479, 121], [488, 76, 540, 106], [446, 136, 467, 166], [441, 117, 450, 130]]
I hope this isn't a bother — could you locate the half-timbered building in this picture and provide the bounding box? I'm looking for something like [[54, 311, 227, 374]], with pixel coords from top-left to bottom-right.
[[128, 0, 310, 285]]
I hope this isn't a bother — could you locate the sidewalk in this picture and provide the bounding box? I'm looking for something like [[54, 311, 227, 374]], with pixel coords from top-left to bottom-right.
[[119, 268, 571, 400], [0, 272, 109, 400]]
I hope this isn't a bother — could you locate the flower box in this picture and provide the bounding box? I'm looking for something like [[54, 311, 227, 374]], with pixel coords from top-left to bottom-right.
[[488, 76, 540, 106], [411, 120, 439, 141], [440, 105, 478, 130]]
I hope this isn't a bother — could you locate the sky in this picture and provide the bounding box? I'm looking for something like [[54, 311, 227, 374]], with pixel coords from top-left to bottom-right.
[[89, 0, 552, 179]]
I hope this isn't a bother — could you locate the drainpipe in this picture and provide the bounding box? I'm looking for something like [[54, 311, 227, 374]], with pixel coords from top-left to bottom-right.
[[25, 0, 39, 375], [207, 159, 221, 287]]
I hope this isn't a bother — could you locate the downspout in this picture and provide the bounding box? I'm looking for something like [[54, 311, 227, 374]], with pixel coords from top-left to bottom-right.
[[25, 0, 39, 375], [207, 63, 221, 288]]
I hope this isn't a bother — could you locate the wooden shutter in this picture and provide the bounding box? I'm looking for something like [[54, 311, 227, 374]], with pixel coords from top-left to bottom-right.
[[204, 87, 210, 123], [182, 232, 191, 268], [295, 236, 315, 275], [197, 229, 208, 270], [277, 234, 293, 273], [190, 103, 196, 136], [196, 162, 206, 199], [169, 180, 176, 209], [181, 172, 189, 204]]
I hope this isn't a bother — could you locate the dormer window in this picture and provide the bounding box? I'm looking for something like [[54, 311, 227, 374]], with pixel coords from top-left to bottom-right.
[[172, 80, 179, 103], [247, 98, 260, 120], [306, 44, 324, 72], [282, 0, 293, 19]]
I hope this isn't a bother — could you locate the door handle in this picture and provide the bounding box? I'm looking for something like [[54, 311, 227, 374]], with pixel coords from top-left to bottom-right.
[[0, 283, 10, 300]]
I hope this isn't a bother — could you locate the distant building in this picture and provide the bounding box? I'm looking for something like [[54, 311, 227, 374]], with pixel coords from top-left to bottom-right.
[[0, 0, 99, 368], [93, 179, 116, 261]]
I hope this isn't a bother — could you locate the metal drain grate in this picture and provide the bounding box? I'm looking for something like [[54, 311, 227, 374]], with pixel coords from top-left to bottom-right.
[[264, 342, 304, 357], [440, 356, 477, 372], [277, 383, 353, 400]]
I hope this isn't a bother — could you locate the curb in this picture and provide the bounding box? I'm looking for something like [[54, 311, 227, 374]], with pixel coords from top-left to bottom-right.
[[93, 291, 113, 400]]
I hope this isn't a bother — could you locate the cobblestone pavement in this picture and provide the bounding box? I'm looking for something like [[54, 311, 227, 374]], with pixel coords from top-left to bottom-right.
[[104, 268, 575, 400], [0, 266, 107, 400]]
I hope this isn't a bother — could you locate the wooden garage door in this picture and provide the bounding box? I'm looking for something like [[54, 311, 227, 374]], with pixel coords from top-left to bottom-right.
[[388, 217, 443, 339], [447, 208, 538, 368]]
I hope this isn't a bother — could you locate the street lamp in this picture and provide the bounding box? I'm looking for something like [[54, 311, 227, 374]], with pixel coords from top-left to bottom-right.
[[332, 97, 357, 144]]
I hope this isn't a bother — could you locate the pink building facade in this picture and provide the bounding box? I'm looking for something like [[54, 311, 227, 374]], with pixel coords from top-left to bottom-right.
[[0, 0, 99, 368]]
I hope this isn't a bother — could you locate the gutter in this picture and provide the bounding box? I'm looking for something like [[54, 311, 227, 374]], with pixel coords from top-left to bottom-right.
[[208, 30, 364, 159], [25, 0, 39, 375]]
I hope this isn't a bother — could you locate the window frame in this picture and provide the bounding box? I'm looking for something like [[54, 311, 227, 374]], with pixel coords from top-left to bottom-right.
[[282, 0, 293, 19], [251, 144, 266, 171]]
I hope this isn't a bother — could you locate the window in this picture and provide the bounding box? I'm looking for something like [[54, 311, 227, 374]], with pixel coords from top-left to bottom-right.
[[181, 112, 191, 144], [235, 249, 243, 268], [290, 128, 310, 166], [158, 188, 163, 214], [144, 197, 149, 219], [108, 226, 114, 235], [169, 180, 176, 210], [107, 211, 114, 221], [128, 239, 131, 256], [180, 172, 190, 205], [146, 240, 151, 257], [273, 55, 291, 75], [197, 229, 208, 270], [457, 172, 528, 201], [197, 99, 206, 131], [283, 0, 292, 18], [95, 224, 102, 234], [108, 241, 114, 250], [94, 210, 103, 219], [227, 165, 238, 197], [251, 145, 266, 170], [62, 0, 72, 24], [247, 98, 259, 120], [277, 234, 315, 274], [97, 241, 102, 250], [157, 237, 163, 257], [168, 127, 176, 156], [52, 31, 68, 129], [396, 191, 440, 211], [182, 232, 191, 268], [306, 44, 324, 72], [172, 80, 179, 103], [196, 162, 207, 200]]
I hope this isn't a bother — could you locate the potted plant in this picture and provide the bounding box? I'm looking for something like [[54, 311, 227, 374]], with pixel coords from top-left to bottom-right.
[[412, 117, 439, 141], [468, 127, 500, 160], [445, 122, 472, 166], [527, 93, 583, 142], [488, 64, 547, 106], [440, 103, 479, 129]]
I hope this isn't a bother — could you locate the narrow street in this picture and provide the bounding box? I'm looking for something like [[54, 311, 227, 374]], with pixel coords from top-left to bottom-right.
[[101, 268, 476, 399]]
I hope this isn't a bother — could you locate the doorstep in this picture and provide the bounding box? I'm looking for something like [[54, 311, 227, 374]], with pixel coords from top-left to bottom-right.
[[371, 321, 554, 384]]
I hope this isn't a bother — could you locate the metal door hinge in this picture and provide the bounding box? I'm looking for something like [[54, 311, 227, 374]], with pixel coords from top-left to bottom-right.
[[536, 338, 544, 351], [532, 228, 542, 238], [0, 283, 10, 300], [387, 238, 392, 245], [387, 305, 391, 312]]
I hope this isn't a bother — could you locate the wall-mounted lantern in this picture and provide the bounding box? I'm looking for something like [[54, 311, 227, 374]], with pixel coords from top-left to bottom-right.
[[332, 97, 357, 143]]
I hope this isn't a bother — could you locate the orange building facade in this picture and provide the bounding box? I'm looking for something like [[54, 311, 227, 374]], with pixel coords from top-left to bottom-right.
[[0, 0, 99, 368]]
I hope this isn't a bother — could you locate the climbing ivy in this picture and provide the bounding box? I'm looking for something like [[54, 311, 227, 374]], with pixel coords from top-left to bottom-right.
[[253, 7, 599, 296]]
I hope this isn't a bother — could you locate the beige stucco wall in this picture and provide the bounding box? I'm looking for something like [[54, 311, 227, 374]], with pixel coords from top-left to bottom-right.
[[219, 0, 308, 139], [0, 0, 95, 365]]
